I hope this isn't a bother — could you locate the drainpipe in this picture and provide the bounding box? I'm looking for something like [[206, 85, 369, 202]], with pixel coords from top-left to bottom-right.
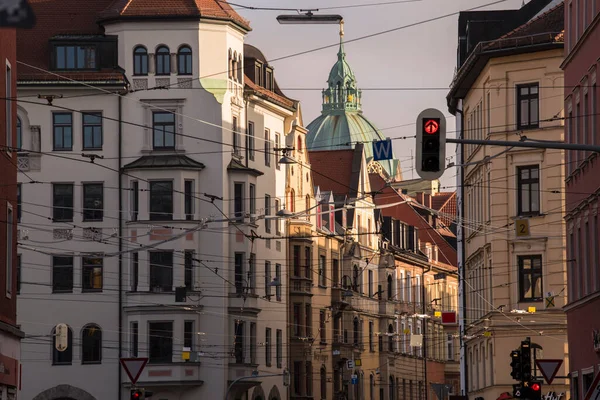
[[118, 93, 123, 400], [455, 107, 468, 396]]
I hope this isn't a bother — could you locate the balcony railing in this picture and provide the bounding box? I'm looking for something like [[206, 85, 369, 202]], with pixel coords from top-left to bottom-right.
[[349, 295, 379, 314]]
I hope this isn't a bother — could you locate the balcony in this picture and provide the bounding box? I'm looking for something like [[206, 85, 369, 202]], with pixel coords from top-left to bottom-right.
[[133, 362, 203, 387], [331, 286, 351, 309], [228, 293, 261, 314], [290, 278, 313, 296], [379, 300, 396, 317], [349, 295, 379, 315]]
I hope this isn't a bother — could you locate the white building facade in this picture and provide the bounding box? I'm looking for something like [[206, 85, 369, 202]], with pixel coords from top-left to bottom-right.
[[16, 1, 294, 399]]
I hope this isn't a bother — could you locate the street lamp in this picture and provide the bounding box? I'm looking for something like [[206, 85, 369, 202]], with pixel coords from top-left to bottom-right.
[[277, 10, 343, 25]]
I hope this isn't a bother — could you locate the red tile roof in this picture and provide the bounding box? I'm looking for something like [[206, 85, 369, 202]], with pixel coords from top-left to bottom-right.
[[309, 150, 355, 196], [99, 0, 250, 30], [244, 76, 295, 110], [17, 0, 126, 83], [431, 192, 454, 211]]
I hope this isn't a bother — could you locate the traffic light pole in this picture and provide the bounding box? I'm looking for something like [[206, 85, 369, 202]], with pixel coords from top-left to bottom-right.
[[446, 137, 600, 153]]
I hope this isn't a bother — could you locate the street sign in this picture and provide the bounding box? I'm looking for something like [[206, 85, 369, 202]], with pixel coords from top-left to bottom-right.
[[55, 323, 68, 352], [0, 0, 36, 28], [545, 295, 556, 308], [346, 360, 355, 369], [351, 374, 358, 385], [535, 359, 563, 385], [441, 311, 457, 325], [120, 357, 148, 385], [372, 139, 393, 161], [515, 218, 530, 237], [584, 371, 600, 400], [354, 359, 362, 367]]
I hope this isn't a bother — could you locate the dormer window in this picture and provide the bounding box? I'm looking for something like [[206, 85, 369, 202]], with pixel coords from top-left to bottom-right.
[[54, 45, 96, 70], [254, 61, 263, 86], [265, 67, 273, 91]]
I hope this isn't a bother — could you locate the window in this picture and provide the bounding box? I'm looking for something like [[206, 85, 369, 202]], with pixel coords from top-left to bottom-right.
[[149, 251, 173, 292], [266, 327, 272, 366], [293, 361, 302, 395], [133, 46, 148, 75], [447, 334, 454, 360], [305, 304, 312, 337], [82, 257, 103, 292], [265, 68, 273, 91], [234, 183, 244, 222], [250, 322, 257, 364], [517, 83, 539, 129], [333, 259, 339, 286], [130, 321, 138, 357], [55, 45, 96, 70], [6, 64, 11, 148], [388, 324, 394, 352], [6, 206, 13, 296], [53, 113, 73, 151], [148, 321, 173, 363], [254, 62, 263, 86], [52, 256, 74, 293], [184, 180, 194, 220], [276, 329, 282, 367], [275, 264, 282, 301], [293, 245, 301, 276], [293, 303, 302, 336], [320, 310, 327, 344], [593, 84, 597, 146], [306, 362, 313, 396], [248, 121, 255, 160], [234, 253, 245, 294], [275, 199, 281, 235], [275, 133, 281, 170], [16, 255, 20, 294], [369, 321, 375, 351], [52, 326, 73, 365], [155, 46, 171, 75], [149, 181, 173, 221], [572, 375, 580, 400], [318, 254, 326, 286], [517, 165, 540, 216], [232, 116, 241, 155], [518, 255, 543, 301], [184, 320, 194, 350], [131, 252, 138, 292], [177, 46, 192, 75], [81, 324, 102, 364], [265, 261, 272, 297], [82, 113, 102, 150], [185, 250, 194, 290], [305, 247, 311, 279], [264, 129, 271, 166], [234, 320, 244, 363], [583, 372, 594, 396], [353, 317, 360, 346], [321, 367, 327, 400], [265, 194, 271, 233], [131, 181, 139, 221], [152, 111, 175, 149], [368, 270, 373, 297], [248, 253, 256, 293], [16, 117, 21, 151], [83, 183, 103, 221]]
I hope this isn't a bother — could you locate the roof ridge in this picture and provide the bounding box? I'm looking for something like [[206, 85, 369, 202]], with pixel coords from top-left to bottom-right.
[[120, 0, 134, 15]]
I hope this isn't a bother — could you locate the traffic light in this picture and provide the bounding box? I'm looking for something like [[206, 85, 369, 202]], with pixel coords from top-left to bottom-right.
[[130, 389, 144, 400], [528, 381, 542, 400], [521, 338, 532, 381], [510, 350, 522, 381], [416, 108, 446, 180]]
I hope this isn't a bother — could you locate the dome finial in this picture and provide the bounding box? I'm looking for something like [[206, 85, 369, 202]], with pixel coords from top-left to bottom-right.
[[338, 20, 345, 59]]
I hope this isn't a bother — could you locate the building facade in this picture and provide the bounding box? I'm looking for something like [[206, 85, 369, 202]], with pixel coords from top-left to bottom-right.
[[448, 3, 569, 400], [15, 1, 292, 399], [561, 0, 600, 397], [0, 26, 22, 400]]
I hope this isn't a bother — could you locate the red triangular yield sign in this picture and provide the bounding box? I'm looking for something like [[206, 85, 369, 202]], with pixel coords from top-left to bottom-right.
[[535, 359, 563, 384], [120, 358, 148, 385]]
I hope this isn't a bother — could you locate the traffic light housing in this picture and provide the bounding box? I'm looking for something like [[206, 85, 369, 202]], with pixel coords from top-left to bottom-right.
[[130, 389, 144, 400], [521, 338, 532, 382], [527, 381, 542, 400], [416, 108, 446, 180], [510, 350, 522, 381]]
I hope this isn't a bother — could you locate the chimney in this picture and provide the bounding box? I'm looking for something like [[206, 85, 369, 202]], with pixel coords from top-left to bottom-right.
[[416, 192, 424, 205], [423, 193, 432, 209]]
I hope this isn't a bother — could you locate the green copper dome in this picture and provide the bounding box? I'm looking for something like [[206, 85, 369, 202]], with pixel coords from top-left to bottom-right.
[[306, 23, 401, 179]]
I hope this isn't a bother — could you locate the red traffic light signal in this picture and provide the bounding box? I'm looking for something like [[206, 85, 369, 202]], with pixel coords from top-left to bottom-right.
[[424, 119, 439, 134], [531, 383, 541, 391], [130, 389, 143, 400]]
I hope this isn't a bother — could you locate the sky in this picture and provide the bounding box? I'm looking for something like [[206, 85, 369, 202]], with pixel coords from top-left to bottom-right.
[[235, 0, 526, 189]]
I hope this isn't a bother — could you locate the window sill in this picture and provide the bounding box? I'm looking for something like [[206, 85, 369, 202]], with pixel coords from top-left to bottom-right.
[[82, 219, 103, 223], [52, 290, 74, 294], [82, 148, 103, 152], [82, 361, 101, 365], [53, 149, 74, 152], [82, 289, 103, 293]]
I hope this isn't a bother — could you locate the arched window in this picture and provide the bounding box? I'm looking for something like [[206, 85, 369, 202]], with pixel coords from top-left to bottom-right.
[[133, 46, 148, 76], [232, 51, 238, 82], [388, 324, 394, 352], [387, 275, 393, 300], [353, 317, 360, 346], [82, 324, 102, 364], [228, 49, 233, 79], [320, 366, 327, 399], [305, 195, 310, 221], [177, 45, 192, 75], [155, 46, 171, 75], [289, 189, 295, 213], [389, 375, 395, 400], [16, 117, 22, 151], [52, 325, 73, 365]]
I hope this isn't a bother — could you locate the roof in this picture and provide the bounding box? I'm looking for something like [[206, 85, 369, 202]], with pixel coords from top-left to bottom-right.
[[244, 76, 295, 110], [227, 158, 264, 176], [309, 149, 355, 196], [123, 154, 206, 170], [98, 0, 250, 30], [447, 1, 564, 112], [432, 192, 455, 211], [16, 0, 126, 83]]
